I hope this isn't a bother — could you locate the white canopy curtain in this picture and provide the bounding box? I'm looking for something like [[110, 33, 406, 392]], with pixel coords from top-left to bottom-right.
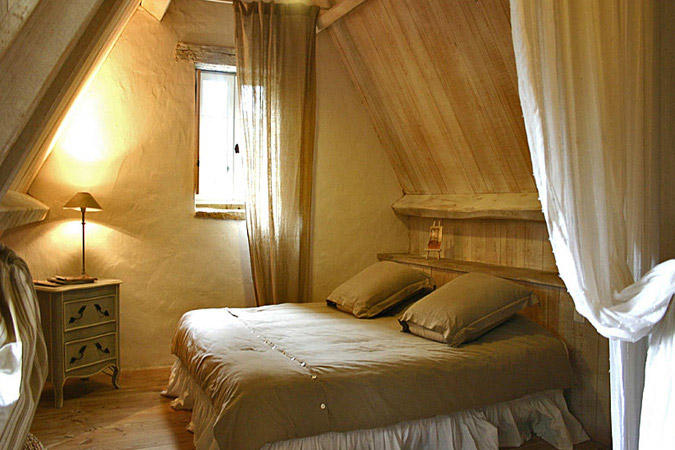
[[510, 1, 675, 449], [0, 245, 47, 450], [234, 1, 319, 306]]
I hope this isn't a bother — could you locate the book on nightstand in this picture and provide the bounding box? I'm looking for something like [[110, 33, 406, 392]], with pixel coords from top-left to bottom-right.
[[34, 280, 61, 287], [34, 276, 98, 287], [53, 275, 97, 284]]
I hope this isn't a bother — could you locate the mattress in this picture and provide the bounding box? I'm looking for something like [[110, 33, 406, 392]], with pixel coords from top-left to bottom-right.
[[164, 359, 589, 450], [171, 303, 576, 450]]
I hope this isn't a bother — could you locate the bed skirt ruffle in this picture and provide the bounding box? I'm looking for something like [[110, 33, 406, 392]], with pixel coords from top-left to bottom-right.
[[162, 359, 589, 450]]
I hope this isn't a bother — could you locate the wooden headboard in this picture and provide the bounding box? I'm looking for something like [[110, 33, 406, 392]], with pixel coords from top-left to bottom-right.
[[379, 250, 611, 446]]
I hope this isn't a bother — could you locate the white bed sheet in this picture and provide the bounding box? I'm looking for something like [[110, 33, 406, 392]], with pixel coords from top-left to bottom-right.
[[163, 359, 589, 450]]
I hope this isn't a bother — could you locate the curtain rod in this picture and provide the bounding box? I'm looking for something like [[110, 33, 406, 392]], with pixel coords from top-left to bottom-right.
[[201, 0, 331, 10]]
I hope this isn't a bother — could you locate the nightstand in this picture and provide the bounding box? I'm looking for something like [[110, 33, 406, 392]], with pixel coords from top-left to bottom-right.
[[35, 279, 122, 407]]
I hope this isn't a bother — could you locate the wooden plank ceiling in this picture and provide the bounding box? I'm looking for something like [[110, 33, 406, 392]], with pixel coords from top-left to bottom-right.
[[327, 0, 534, 195]]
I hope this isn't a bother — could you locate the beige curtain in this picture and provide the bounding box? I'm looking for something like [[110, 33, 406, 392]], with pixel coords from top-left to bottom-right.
[[0, 245, 47, 450], [511, 1, 675, 448], [234, 1, 318, 306]]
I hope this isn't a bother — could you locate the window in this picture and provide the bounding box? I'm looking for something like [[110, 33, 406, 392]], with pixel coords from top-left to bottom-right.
[[194, 68, 245, 219]]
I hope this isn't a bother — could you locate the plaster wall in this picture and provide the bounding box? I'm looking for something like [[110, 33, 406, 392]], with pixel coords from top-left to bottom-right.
[[1, 0, 407, 368]]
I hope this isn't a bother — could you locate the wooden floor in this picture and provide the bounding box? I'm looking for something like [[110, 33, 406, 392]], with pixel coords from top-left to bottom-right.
[[32, 367, 191, 449], [31, 367, 607, 450]]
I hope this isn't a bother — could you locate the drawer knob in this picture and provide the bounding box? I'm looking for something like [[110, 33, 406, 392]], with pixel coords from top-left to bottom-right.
[[69, 345, 87, 365], [95, 342, 111, 354], [94, 303, 110, 317], [68, 305, 87, 324]]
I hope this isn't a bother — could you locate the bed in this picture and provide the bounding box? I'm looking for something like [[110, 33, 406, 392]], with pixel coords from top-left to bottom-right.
[[164, 302, 589, 450]]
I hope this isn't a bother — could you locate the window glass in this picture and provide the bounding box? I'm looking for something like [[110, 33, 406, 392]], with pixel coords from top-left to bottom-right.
[[196, 70, 245, 206]]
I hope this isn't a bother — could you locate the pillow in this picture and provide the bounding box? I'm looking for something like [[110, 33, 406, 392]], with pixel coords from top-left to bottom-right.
[[399, 272, 537, 346], [326, 261, 435, 318]]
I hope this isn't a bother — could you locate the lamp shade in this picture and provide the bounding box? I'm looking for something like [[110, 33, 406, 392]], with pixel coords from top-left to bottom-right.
[[63, 192, 102, 211]]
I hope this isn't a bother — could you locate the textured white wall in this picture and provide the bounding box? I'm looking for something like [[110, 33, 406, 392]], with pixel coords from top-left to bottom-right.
[[1, 0, 407, 368], [311, 35, 409, 301]]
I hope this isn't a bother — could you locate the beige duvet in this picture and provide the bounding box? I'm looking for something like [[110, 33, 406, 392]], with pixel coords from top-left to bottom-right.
[[171, 303, 575, 450]]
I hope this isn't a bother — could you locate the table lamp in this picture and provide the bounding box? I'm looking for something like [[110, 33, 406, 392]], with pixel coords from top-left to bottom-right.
[[63, 192, 102, 280]]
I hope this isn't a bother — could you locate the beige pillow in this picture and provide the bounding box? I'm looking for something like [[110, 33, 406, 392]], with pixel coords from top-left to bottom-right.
[[326, 262, 435, 318], [400, 272, 537, 346]]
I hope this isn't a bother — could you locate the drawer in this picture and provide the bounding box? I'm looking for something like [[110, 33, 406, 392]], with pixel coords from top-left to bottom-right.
[[64, 296, 116, 331], [65, 333, 116, 372], [62, 284, 116, 302], [65, 321, 116, 343]]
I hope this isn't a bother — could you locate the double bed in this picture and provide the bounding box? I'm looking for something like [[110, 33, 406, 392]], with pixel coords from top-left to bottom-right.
[[164, 301, 588, 449]]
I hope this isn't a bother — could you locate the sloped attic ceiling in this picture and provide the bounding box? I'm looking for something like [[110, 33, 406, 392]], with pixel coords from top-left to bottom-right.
[[327, 0, 534, 195], [0, 0, 137, 232]]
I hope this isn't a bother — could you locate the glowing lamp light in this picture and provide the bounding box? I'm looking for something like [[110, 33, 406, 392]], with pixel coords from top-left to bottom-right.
[[63, 192, 102, 279], [59, 94, 106, 163]]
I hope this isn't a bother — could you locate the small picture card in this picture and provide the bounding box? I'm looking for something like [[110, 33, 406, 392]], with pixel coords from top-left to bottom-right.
[[425, 221, 443, 258]]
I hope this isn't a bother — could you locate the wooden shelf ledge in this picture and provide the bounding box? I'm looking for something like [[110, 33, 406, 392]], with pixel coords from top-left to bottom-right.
[[0, 191, 49, 232], [378, 253, 564, 288], [392, 193, 545, 221]]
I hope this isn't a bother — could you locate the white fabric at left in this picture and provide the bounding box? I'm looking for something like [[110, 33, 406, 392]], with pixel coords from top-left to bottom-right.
[[0, 245, 48, 450]]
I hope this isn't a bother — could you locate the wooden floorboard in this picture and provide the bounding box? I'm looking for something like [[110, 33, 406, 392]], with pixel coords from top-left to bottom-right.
[[31, 367, 607, 449], [32, 367, 192, 450]]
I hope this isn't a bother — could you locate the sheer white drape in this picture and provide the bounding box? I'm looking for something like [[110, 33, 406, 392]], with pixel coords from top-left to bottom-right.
[[510, 1, 675, 449], [0, 245, 47, 450]]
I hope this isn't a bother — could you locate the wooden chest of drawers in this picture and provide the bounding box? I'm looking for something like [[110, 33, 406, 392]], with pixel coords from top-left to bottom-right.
[[35, 279, 122, 407]]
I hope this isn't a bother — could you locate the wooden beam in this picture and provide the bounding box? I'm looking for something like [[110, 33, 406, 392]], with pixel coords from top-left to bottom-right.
[[202, 0, 330, 9], [198, 0, 364, 35], [1, 0, 104, 194], [378, 253, 564, 288], [317, 0, 368, 33], [175, 42, 236, 69], [4, 0, 139, 196], [140, 0, 172, 21], [0, 191, 48, 232], [0, 0, 40, 60], [391, 193, 545, 221]]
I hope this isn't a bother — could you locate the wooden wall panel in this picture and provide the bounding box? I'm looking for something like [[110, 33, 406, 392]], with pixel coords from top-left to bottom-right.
[[394, 209, 611, 444], [409, 216, 557, 272], [389, 256, 611, 445], [328, 0, 534, 195]]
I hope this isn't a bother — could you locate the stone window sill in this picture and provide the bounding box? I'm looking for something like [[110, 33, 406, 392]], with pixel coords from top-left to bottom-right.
[[194, 204, 245, 221]]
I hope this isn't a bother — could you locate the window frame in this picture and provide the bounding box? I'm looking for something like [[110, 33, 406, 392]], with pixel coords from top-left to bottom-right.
[[193, 64, 245, 221]]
